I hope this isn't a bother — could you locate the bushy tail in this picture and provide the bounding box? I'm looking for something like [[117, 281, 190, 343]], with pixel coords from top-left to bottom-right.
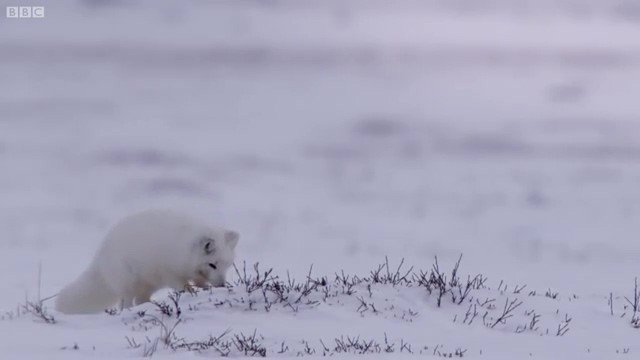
[[55, 265, 118, 314]]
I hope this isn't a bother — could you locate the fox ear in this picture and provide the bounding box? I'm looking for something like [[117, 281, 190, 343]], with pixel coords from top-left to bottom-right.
[[225, 231, 239, 250]]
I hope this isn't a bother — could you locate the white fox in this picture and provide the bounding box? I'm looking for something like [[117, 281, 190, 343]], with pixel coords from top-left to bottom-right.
[[55, 210, 239, 314]]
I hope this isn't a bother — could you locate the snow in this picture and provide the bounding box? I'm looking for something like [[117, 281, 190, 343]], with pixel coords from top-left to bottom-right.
[[1, 0, 640, 358]]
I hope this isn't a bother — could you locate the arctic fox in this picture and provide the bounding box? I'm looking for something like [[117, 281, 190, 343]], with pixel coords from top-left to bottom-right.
[[55, 210, 239, 314]]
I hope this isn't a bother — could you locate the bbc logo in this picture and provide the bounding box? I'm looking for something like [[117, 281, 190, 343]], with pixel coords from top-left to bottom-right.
[[6, 6, 45, 18]]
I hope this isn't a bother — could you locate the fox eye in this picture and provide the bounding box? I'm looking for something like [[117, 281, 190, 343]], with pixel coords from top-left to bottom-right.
[[204, 241, 213, 254], [208, 263, 217, 270]]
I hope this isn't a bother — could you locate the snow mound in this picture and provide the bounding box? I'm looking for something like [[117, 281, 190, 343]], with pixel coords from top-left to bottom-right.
[[3, 257, 638, 358]]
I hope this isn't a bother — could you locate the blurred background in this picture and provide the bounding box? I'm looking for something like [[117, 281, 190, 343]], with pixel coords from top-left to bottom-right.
[[1, 0, 640, 307]]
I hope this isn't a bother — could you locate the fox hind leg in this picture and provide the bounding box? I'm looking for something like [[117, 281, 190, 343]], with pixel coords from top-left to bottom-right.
[[119, 296, 134, 310], [133, 286, 155, 306]]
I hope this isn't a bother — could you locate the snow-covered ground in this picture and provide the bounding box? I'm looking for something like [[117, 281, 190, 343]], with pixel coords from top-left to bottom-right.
[[1, 0, 640, 358]]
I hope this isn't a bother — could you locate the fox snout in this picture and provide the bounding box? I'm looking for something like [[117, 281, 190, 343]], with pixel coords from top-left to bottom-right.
[[209, 275, 227, 288]]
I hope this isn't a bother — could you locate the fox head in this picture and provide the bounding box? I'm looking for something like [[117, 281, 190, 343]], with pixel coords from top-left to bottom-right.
[[193, 228, 239, 288]]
